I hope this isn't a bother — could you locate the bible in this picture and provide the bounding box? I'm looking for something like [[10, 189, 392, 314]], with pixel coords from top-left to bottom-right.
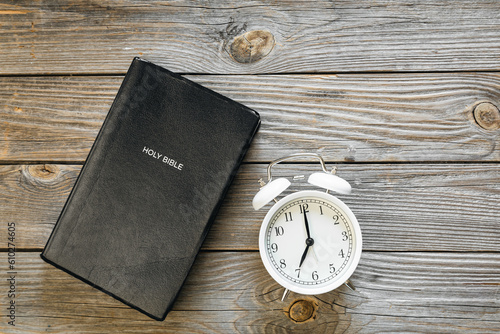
[[41, 58, 260, 320]]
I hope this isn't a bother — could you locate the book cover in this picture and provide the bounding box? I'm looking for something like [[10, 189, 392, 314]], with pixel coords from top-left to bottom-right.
[[41, 58, 260, 320]]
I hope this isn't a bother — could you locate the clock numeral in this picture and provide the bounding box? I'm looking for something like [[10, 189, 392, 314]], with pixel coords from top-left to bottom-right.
[[338, 249, 345, 258], [329, 264, 335, 274], [295, 268, 300, 278], [332, 215, 339, 225], [319, 205, 324, 215], [275, 226, 284, 236], [280, 259, 286, 269], [271, 243, 278, 253], [284, 212, 293, 222], [342, 231, 348, 241], [312, 271, 319, 281], [299, 203, 309, 214]]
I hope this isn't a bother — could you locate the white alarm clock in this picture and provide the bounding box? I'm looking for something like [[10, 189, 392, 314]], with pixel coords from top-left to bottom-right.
[[252, 153, 362, 298]]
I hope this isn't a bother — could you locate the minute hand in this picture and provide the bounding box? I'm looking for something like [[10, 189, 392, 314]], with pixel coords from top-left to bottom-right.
[[299, 210, 315, 268], [303, 209, 311, 239]]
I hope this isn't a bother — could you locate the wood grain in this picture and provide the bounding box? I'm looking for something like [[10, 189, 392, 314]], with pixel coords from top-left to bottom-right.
[[1, 73, 499, 163], [1, 1, 499, 331], [0, 252, 498, 333], [1, 1, 500, 75], [1, 163, 498, 252]]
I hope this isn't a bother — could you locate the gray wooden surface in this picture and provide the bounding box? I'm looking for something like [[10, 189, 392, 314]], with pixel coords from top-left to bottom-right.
[[0, 1, 499, 333]]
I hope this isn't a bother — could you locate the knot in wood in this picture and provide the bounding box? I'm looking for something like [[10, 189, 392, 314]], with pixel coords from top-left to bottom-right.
[[229, 30, 275, 64], [288, 299, 317, 323], [27, 164, 58, 180], [473, 102, 500, 130]]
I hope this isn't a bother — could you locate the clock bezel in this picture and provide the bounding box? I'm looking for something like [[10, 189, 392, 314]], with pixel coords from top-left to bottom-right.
[[258, 190, 362, 295]]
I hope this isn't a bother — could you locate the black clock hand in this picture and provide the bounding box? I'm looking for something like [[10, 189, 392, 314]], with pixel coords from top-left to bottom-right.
[[303, 209, 311, 239], [299, 245, 310, 268], [299, 209, 315, 268]]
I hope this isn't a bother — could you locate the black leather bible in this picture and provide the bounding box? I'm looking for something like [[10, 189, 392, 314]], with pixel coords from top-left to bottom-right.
[[41, 58, 260, 320]]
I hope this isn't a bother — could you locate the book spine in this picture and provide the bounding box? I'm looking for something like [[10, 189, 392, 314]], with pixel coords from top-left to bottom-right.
[[42, 58, 144, 257]]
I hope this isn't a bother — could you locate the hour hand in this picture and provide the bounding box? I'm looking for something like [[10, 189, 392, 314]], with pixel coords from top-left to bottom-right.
[[299, 237, 315, 268], [302, 209, 318, 264], [299, 245, 309, 268]]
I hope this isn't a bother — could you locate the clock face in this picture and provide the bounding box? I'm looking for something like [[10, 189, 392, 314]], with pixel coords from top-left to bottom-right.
[[259, 190, 362, 295]]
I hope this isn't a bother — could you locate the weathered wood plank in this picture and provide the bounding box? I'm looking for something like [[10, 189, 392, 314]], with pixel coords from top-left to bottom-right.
[[1, 163, 498, 252], [1, 73, 499, 163], [0, 252, 498, 333], [1, 1, 498, 332], [1, 1, 500, 75]]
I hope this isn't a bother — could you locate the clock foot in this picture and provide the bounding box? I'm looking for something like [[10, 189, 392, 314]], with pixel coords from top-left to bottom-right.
[[344, 279, 355, 291], [281, 288, 290, 301]]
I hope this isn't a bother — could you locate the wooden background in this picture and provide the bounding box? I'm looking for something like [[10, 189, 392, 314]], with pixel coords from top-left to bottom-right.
[[1, 1, 499, 332]]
